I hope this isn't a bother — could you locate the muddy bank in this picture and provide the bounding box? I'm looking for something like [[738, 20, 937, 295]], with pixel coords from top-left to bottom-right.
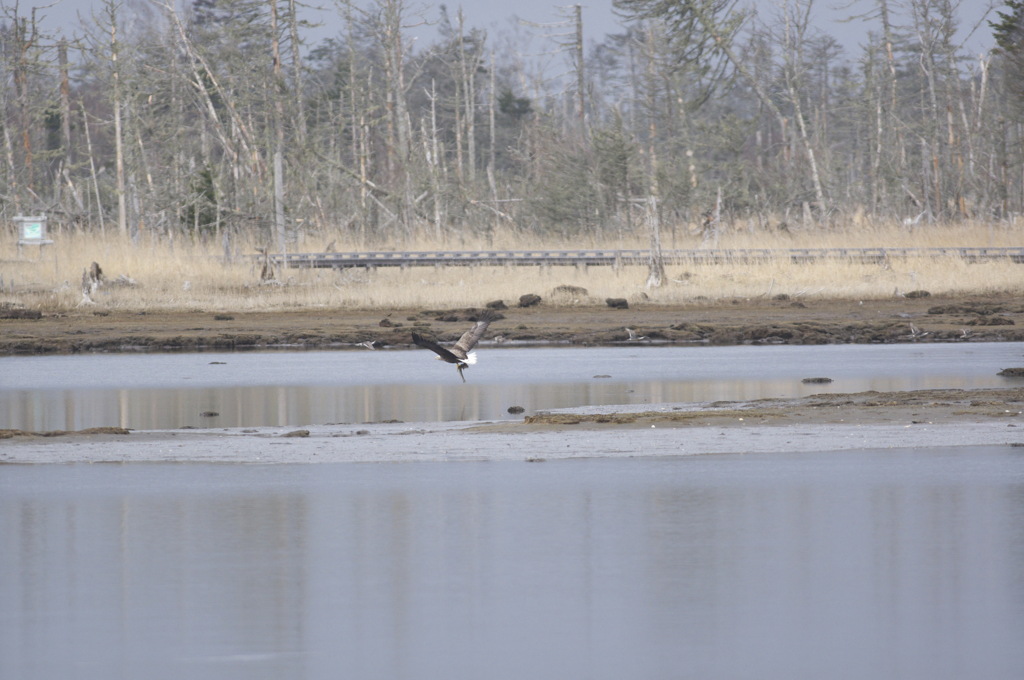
[[2, 387, 1021, 464], [2, 292, 1023, 355], [495, 386, 1024, 430]]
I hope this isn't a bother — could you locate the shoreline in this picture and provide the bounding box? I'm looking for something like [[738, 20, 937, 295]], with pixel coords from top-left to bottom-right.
[[3, 387, 1022, 464], [4, 292, 1023, 464], [2, 292, 1024, 355]]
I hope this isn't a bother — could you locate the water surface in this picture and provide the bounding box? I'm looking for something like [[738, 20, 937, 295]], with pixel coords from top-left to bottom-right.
[[3, 342, 1022, 429], [2, 447, 1023, 680]]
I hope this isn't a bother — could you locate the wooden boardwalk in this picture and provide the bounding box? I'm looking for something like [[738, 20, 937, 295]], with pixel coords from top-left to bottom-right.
[[266, 246, 1024, 269]]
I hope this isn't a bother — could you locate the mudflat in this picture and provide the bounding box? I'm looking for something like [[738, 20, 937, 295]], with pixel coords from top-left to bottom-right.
[[3, 292, 1023, 463], [2, 386, 1023, 464], [2, 291, 1023, 354]]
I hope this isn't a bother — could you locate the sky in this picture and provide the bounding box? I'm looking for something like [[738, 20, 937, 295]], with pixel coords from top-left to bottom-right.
[[9, 0, 1000, 58]]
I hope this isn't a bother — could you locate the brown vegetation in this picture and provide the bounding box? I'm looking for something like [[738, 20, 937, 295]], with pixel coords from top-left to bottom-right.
[[2, 289, 1022, 356], [2, 224, 1023, 315], [1, 1, 1019, 251], [3, 224, 1023, 355]]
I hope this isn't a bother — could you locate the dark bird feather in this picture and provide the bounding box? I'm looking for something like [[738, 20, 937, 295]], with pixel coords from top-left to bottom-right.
[[411, 314, 495, 382]]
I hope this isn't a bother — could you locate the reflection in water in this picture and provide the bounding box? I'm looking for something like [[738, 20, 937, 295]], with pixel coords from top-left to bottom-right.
[[1, 449, 1023, 680], [2, 342, 1022, 429]]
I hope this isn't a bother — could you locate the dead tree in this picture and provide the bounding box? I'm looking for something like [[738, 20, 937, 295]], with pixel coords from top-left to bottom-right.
[[645, 196, 665, 289]]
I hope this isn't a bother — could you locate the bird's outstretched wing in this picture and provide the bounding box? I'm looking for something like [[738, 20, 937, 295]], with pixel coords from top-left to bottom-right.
[[453, 318, 492, 356], [412, 332, 461, 364]]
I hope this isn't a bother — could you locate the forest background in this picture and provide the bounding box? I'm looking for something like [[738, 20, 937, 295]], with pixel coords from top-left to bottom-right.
[[2, 0, 1023, 264]]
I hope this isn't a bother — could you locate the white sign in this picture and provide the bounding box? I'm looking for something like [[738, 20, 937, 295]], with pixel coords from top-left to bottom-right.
[[21, 220, 43, 240], [15, 215, 52, 248]]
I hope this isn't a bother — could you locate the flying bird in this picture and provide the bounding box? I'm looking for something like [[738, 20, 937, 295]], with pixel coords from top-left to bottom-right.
[[625, 327, 648, 342], [412, 315, 495, 382]]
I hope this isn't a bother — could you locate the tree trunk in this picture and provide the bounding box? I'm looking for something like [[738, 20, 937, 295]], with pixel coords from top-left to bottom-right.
[[287, 0, 307, 145], [574, 4, 586, 128], [271, 0, 288, 251], [781, 3, 827, 221], [274, 151, 286, 253], [645, 196, 664, 289], [108, 13, 128, 237], [59, 40, 73, 167]]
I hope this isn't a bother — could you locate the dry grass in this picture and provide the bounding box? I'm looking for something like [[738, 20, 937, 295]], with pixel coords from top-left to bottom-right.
[[1, 220, 1022, 313]]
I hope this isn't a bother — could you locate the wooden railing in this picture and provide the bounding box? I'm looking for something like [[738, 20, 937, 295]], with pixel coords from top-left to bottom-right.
[[263, 246, 1024, 269]]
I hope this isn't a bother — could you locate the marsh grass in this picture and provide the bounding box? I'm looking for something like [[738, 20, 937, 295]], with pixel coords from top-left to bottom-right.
[[1, 220, 1021, 312]]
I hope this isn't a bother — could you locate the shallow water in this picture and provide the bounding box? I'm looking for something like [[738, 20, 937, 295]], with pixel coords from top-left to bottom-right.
[[2, 342, 1023, 430], [2, 447, 1023, 680]]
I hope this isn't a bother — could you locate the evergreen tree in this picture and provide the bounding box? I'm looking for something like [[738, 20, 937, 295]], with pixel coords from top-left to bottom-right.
[[991, 0, 1024, 104]]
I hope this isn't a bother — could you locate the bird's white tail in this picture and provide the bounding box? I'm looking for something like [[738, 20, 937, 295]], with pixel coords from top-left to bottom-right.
[[464, 351, 478, 365]]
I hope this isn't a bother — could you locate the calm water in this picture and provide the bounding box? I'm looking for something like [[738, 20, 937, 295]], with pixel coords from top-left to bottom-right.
[[2, 448, 1023, 680], [3, 342, 1023, 429]]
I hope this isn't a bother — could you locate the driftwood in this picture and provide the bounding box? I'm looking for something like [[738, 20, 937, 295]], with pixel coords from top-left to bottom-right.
[[79, 262, 103, 305], [256, 247, 276, 281], [78, 262, 138, 306]]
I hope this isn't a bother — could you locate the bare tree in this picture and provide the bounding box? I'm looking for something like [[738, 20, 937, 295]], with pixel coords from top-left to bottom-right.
[[0, 3, 62, 212], [776, 0, 828, 222], [0, 0, 1009, 248], [97, 0, 129, 236]]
